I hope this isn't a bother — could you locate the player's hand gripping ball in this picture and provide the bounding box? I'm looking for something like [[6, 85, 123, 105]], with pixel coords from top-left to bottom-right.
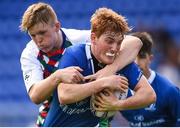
[[91, 89, 128, 118]]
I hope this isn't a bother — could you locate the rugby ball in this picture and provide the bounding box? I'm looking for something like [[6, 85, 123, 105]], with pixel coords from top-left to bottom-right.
[[90, 89, 128, 118]]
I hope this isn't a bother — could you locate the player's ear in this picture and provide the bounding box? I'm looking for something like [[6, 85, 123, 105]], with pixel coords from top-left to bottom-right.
[[91, 32, 96, 45], [150, 54, 154, 61], [54, 22, 61, 32]]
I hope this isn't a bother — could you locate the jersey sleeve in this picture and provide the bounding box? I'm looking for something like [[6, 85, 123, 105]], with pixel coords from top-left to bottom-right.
[[167, 86, 180, 126], [119, 62, 143, 90], [62, 28, 90, 45], [20, 42, 43, 93]]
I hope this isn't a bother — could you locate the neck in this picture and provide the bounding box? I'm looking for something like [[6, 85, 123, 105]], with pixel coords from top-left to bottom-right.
[[90, 46, 106, 72], [144, 68, 151, 79], [91, 45, 101, 63], [58, 30, 63, 48], [53, 30, 63, 52]]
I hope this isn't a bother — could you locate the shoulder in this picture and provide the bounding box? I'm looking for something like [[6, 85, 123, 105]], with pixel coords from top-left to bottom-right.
[[59, 44, 88, 70], [20, 40, 40, 67], [61, 44, 86, 63], [155, 73, 177, 88], [65, 43, 86, 55], [155, 73, 180, 95], [21, 40, 39, 58], [62, 28, 90, 44]]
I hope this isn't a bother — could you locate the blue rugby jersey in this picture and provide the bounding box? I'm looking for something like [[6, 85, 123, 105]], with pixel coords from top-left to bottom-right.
[[120, 70, 180, 127], [43, 43, 142, 126]]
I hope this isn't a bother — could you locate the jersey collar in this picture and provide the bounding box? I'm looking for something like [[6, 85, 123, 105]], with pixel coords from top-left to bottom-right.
[[148, 70, 156, 84]]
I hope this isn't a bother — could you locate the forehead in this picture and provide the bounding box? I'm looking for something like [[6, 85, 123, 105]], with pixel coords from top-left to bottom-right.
[[28, 22, 50, 34], [102, 31, 124, 40]]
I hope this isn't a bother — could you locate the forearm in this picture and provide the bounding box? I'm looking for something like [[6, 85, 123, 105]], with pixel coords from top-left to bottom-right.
[[117, 92, 151, 111], [58, 80, 104, 105], [117, 76, 156, 110], [29, 72, 60, 104], [106, 35, 142, 73]]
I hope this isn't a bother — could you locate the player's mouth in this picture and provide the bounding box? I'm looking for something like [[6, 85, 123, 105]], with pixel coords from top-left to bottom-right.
[[105, 52, 115, 57]]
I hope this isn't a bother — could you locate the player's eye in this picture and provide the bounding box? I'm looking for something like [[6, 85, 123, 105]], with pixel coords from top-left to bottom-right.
[[38, 31, 46, 35]]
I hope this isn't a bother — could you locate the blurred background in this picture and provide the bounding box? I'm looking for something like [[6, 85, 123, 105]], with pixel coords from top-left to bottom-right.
[[0, 0, 180, 126]]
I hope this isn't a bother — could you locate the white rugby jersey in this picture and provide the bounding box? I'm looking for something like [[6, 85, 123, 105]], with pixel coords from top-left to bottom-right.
[[20, 28, 90, 92]]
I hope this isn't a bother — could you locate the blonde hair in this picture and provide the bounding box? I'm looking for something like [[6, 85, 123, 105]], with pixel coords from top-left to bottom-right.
[[20, 2, 58, 32], [90, 8, 130, 38]]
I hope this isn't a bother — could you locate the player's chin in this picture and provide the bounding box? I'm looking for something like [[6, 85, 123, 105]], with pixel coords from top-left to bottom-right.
[[40, 49, 49, 53], [103, 58, 115, 65]]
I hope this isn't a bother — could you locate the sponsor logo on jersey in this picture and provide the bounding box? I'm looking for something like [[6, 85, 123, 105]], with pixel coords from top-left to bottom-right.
[[59, 98, 91, 115], [134, 115, 144, 121], [24, 71, 32, 84], [145, 103, 156, 111]]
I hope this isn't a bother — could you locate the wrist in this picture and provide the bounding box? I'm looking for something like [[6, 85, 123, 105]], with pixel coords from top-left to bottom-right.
[[51, 71, 61, 86], [116, 100, 125, 111], [105, 64, 117, 74], [92, 79, 105, 93]]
